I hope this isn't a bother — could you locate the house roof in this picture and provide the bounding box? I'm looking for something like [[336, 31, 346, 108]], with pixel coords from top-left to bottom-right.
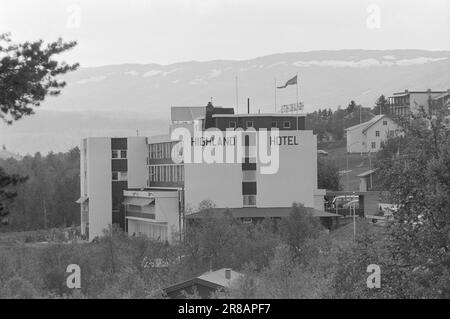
[[185, 206, 340, 220], [390, 90, 448, 97], [75, 196, 88, 204], [171, 106, 205, 122], [357, 169, 377, 177], [432, 92, 450, 101], [163, 268, 244, 295], [198, 269, 244, 288], [345, 114, 389, 133]]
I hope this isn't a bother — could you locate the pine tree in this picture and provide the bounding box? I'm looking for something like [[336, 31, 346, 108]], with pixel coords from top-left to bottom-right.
[[0, 33, 78, 223]]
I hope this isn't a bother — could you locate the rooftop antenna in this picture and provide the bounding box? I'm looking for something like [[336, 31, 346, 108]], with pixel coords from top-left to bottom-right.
[[235, 76, 239, 114], [136, 129, 139, 136]]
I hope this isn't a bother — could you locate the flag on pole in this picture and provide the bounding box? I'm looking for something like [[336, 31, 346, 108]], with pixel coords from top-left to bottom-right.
[[277, 75, 297, 89]]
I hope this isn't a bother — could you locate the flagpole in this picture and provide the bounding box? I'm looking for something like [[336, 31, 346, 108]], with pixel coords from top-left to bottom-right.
[[274, 77, 277, 113], [296, 72, 299, 114], [235, 76, 239, 114]]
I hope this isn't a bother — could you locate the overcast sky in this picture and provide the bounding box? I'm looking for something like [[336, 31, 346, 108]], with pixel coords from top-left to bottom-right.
[[1, 0, 449, 67]]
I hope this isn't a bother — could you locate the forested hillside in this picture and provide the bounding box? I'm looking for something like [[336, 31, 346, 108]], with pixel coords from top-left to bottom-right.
[[0, 148, 80, 231]]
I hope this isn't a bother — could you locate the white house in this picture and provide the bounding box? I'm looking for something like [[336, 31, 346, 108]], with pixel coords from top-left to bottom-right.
[[345, 115, 400, 153]]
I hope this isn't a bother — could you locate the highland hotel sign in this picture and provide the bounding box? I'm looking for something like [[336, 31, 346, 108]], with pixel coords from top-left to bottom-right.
[[190, 135, 299, 146], [172, 127, 302, 174]]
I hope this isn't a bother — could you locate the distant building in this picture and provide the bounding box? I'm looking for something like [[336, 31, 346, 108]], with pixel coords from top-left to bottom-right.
[[388, 89, 450, 117], [0, 145, 23, 161], [357, 169, 377, 192], [163, 268, 244, 298], [345, 115, 400, 153], [169, 106, 206, 135]]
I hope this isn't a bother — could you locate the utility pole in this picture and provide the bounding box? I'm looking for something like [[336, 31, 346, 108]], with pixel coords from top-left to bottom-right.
[[353, 203, 356, 241], [360, 104, 362, 124], [346, 154, 349, 191], [369, 152, 373, 190], [43, 199, 47, 229]]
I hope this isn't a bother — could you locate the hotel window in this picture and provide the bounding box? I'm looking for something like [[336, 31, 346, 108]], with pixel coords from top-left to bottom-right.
[[229, 121, 237, 128], [242, 170, 256, 181], [283, 121, 291, 129], [149, 164, 184, 183], [119, 172, 128, 181], [371, 142, 376, 149], [375, 131, 380, 137], [271, 121, 278, 128], [112, 149, 127, 159], [243, 195, 256, 207], [112, 171, 127, 181], [246, 121, 254, 128]]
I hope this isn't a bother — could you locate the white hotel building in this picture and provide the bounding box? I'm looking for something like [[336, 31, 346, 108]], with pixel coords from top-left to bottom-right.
[[78, 102, 332, 242]]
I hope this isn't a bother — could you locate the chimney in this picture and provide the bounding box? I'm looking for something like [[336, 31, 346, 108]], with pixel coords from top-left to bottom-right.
[[247, 98, 250, 114], [224, 268, 231, 280]]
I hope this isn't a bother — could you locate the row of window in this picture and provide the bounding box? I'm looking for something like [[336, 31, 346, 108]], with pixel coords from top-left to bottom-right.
[[112, 149, 127, 159], [228, 120, 292, 129], [149, 164, 184, 183], [242, 170, 256, 182], [131, 221, 168, 242], [243, 195, 256, 206], [112, 171, 128, 181], [149, 142, 176, 160]]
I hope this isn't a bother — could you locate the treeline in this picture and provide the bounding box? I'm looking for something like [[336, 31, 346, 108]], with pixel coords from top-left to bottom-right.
[[305, 99, 385, 141], [0, 148, 80, 231], [0, 204, 339, 298]]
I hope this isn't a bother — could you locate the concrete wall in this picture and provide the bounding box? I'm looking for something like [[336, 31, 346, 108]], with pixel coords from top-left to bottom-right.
[[86, 138, 112, 240], [184, 130, 318, 210], [257, 130, 317, 208], [157, 194, 180, 243], [184, 163, 242, 211], [127, 137, 148, 188]]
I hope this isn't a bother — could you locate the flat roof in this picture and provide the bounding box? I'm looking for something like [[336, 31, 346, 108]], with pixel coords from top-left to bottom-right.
[[325, 190, 381, 196], [390, 90, 449, 97], [357, 169, 377, 177], [185, 206, 340, 219], [212, 113, 306, 118]]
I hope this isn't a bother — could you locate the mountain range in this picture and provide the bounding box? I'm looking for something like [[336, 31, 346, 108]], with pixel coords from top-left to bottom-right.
[[1, 49, 449, 154]]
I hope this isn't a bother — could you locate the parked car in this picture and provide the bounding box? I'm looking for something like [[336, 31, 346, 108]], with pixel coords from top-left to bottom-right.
[[317, 149, 328, 156]]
